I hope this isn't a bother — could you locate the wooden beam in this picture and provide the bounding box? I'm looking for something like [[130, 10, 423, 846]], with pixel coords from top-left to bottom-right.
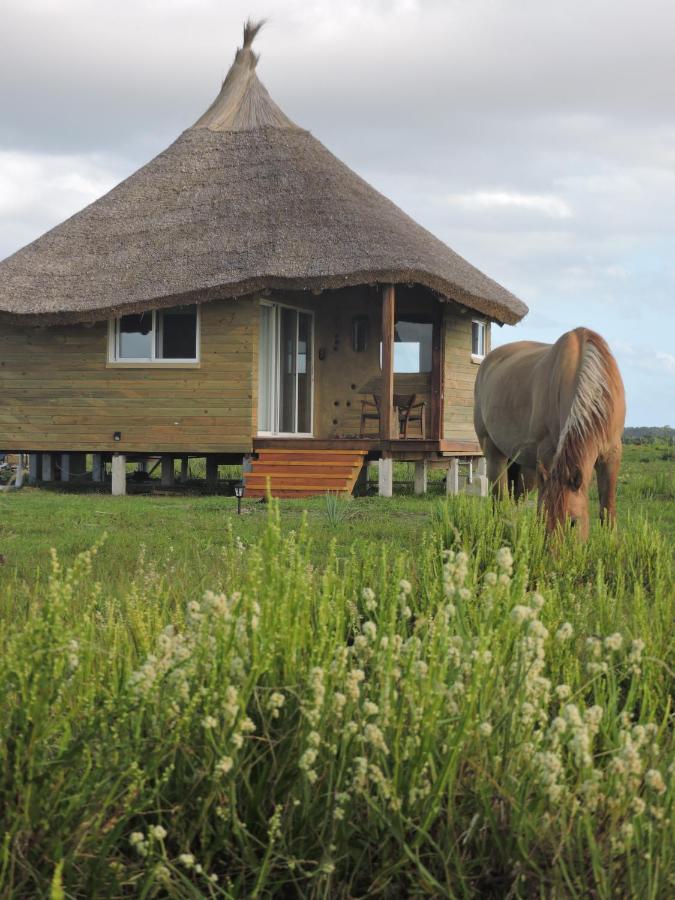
[[380, 284, 396, 440], [430, 303, 443, 439]]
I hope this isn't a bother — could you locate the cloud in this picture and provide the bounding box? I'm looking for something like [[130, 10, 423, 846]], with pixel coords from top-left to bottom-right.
[[447, 191, 573, 219]]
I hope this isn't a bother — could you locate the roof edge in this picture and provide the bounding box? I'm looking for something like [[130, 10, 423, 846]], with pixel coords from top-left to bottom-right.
[[0, 270, 528, 328]]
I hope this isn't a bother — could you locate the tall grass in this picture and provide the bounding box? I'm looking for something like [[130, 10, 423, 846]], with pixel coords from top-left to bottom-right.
[[0, 500, 672, 898]]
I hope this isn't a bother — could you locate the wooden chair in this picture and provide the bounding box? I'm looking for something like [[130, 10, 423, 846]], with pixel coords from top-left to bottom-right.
[[360, 393, 426, 438], [396, 393, 426, 439]]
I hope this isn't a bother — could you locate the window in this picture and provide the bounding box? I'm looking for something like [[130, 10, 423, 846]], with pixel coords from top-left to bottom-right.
[[352, 316, 369, 352], [380, 319, 433, 373], [472, 320, 487, 360], [110, 305, 199, 363]]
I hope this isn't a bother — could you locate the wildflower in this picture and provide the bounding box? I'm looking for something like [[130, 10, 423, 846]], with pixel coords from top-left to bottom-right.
[[202, 715, 218, 730], [399, 579, 412, 595], [556, 622, 573, 642], [362, 620, 377, 641], [346, 668, 365, 702], [530, 592, 545, 610], [267, 691, 285, 718], [555, 684, 571, 700], [604, 632, 623, 652], [307, 730, 321, 748], [511, 605, 533, 624], [155, 865, 171, 882], [333, 691, 347, 712], [179, 853, 195, 868], [484, 571, 498, 587], [528, 620, 549, 640], [478, 721, 493, 737], [620, 822, 634, 841], [240, 716, 256, 733], [496, 546, 513, 573], [150, 825, 167, 841], [216, 756, 234, 776], [363, 700, 379, 717], [364, 723, 388, 753], [644, 769, 666, 794], [362, 587, 377, 611], [129, 832, 145, 846], [586, 636, 602, 658], [300, 748, 318, 769], [632, 797, 646, 815]]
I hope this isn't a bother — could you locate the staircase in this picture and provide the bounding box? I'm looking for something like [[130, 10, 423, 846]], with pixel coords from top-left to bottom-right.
[[243, 449, 368, 499]]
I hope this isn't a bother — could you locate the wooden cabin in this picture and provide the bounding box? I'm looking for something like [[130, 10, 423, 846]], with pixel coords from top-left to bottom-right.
[[0, 22, 527, 497]]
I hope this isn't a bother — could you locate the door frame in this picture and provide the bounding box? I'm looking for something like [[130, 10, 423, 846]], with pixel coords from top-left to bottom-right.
[[257, 299, 315, 437]]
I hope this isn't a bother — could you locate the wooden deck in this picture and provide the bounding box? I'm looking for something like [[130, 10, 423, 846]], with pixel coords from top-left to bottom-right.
[[252, 437, 482, 457]]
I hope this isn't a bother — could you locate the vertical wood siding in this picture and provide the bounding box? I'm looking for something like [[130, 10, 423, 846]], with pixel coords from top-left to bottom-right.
[[442, 310, 489, 442]]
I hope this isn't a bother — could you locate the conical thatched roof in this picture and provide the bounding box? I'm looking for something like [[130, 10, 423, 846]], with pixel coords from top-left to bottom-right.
[[0, 21, 527, 326]]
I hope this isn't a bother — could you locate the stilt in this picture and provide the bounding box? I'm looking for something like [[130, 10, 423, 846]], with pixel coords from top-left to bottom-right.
[[111, 454, 127, 496], [414, 459, 428, 495], [92, 454, 103, 482], [378, 457, 393, 498], [180, 457, 190, 483], [477, 457, 487, 477], [446, 458, 459, 495], [15, 454, 25, 489], [28, 453, 40, 485], [161, 455, 175, 487], [61, 453, 71, 482], [206, 456, 219, 490], [467, 460, 473, 485], [42, 453, 54, 481]]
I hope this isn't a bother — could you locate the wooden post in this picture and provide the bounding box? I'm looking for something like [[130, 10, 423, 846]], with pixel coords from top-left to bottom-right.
[[414, 459, 428, 495], [111, 454, 126, 496], [378, 456, 393, 497], [161, 455, 175, 487], [430, 303, 443, 439], [380, 284, 396, 440], [42, 453, 54, 481], [206, 456, 218, 491], [180, 457, 190, 483], [15, 455, 25, 489], [28, 453, 40, 485], [61, 453, 71, 483], [92, 454, 103, 482], [446, 458, 459, 495]]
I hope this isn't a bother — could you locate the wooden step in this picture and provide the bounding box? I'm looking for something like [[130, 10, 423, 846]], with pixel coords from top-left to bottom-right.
[[243, 448, 366, 499]]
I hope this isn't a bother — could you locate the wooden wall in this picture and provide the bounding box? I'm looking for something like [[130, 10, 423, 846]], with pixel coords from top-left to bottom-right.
[[0, 298, 258, 454], [442, 308, 490, 442]]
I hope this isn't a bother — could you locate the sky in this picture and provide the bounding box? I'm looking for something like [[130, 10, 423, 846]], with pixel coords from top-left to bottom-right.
[[1, 0, 673, 426]]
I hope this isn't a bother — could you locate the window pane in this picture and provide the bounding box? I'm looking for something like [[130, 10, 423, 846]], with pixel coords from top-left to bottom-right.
[[119, 314, 153, 358], [159, 306, 197, 359], [472, 322, 485, 356], [297, 312, 312, 433], [380, 320, 433, 373]]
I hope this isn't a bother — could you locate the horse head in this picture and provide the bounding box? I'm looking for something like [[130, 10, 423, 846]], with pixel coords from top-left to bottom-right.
[[537, 460, 590, 539]]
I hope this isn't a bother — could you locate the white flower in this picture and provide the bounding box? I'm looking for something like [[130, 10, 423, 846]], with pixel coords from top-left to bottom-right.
[[496, 546, 513, 572], [555, 684, 571, 700], [150, 825, 167, 841], [362, 620, 377, 641], [363, 700, 379, 717], [399, 579, 412, 595], [604, 632, 623, 652], [511, 605, 533, 624], [129, 831, 145, 846], [216, 756, 234, 776], [178, 853, 195, 868], [364, 723, 388, 753], [556, 623, 573, 642], [645, 769, 666, 794], [478, 721, 493, 737], [202, 715, 218, 730]]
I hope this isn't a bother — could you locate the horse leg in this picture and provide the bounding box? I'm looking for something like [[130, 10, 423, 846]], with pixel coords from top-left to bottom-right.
[[481, 436, 509, 499], [596, 444, 622, 526]]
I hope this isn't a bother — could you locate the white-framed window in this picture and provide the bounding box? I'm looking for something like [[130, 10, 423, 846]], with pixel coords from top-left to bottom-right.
[[471, 319, 487, 361], [108, 305, 200, 364]]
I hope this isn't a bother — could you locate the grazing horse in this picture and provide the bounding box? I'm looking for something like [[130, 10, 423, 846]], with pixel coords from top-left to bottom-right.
[[474, 327, 625, 539]]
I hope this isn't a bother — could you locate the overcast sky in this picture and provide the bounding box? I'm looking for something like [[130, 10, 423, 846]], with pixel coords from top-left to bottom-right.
[[1, 0, 674, 425]]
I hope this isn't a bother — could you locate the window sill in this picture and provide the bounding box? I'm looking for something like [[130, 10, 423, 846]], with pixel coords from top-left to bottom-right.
[[106, 361, 201, 369], [471, 354, 485, 365]]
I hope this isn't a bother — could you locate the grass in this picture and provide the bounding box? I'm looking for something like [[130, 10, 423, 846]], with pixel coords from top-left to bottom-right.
[[0, 444, 672, 898]]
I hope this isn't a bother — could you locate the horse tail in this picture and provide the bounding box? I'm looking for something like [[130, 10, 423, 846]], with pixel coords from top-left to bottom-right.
[[551, 329, 621, 485]]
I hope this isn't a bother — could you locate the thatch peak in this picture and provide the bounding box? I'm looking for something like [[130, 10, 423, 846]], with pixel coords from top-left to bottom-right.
[[192, 19, 298, 132]]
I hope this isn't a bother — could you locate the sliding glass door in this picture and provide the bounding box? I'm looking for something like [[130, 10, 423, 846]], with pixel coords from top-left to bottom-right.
[[258, 303, 313, 435]]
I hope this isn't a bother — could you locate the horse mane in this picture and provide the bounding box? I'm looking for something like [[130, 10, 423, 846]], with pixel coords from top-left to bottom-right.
[[550, 329, 619, 490]]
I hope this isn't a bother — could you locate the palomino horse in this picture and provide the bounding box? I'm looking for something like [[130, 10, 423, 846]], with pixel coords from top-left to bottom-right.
[[474, 327, 625, 539]]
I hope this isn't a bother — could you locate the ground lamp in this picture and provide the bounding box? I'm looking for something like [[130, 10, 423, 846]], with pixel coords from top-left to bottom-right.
[[234, 481, 245, 514]]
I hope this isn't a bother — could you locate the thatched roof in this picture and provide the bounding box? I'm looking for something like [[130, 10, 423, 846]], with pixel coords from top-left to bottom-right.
[[0, 21, 528, 326]]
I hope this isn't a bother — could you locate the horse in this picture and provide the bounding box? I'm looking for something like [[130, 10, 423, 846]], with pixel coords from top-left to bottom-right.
[[474, 327, 625, 539]]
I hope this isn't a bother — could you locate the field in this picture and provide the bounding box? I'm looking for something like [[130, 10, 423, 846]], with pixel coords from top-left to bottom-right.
[[0, 443, 672, 898]]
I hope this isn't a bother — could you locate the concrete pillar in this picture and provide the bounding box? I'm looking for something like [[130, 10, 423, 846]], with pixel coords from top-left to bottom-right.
[[161, 455, 175, 487], [474, 475, 489, 497], [446, 458, 459, 495], [206, 456, 219, 490], [92, 454, 103, 483], [477, 457, 487, 477], [42, 453, 54, 482], [61, 453, 71, 483], [467, 460, 473, 485], [414, 459, 428, 495], [28, 453, 40, 485], [180, 457, 190, 483], [15, 455, 25, 489], [378, 457, 393, 498], [111, 454, 126, 496], [242, 455, 253, 474]]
